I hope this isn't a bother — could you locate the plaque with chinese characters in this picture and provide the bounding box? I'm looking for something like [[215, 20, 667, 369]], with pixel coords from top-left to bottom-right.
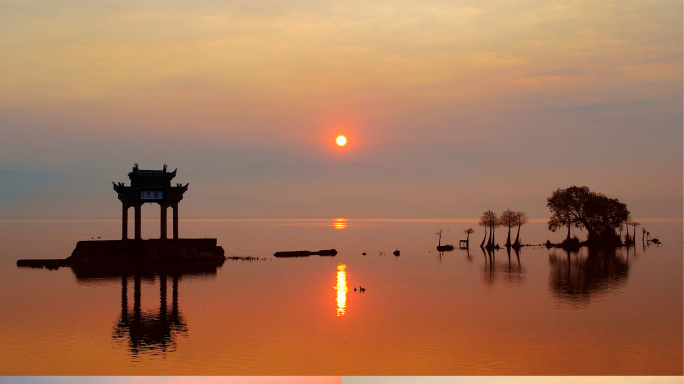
[[141, 191, 163, 200]]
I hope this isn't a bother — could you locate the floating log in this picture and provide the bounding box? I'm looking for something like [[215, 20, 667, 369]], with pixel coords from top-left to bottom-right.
[[273, 249, 338, 257], [17, 259, 69, 269], [437, 244, 455, 252]]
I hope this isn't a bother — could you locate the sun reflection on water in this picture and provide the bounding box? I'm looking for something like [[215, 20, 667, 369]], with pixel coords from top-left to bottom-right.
[[332, 218, 347, 229], [334, 264, 348, 316]]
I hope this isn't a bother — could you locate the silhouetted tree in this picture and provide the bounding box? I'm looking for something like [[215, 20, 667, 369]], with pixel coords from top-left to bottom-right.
[[513, 211, 528, 247], [500, 209, 517, 247], [623, 219, 633, 243], [479, 210, 499, 248], [547, 189, 578, 241], [492, 214, 501, 248], [478, 214, 489, 248], [627, 219, 639, 246], [623, 222, 630, 244], [641, 227, 646, 244], [463, 228, 474, 248], [479, 209, 499, 248], [547, 186, 630, 245], [619, 222, 624, 240]]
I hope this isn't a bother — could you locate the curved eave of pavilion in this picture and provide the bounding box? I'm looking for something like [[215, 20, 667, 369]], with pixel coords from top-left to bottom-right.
[[112, 184, 188, 193], [170, 184, 189, 191], [128, 169, 177, 178]]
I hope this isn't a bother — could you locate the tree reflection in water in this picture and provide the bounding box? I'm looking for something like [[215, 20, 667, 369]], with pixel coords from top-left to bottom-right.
[[480, 246, 525, 287], [549, 246, 630, 307]]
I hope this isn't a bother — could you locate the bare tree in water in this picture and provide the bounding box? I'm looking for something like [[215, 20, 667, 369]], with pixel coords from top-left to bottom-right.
[[642, 227, 647, 244], [478, 214, 489, 248], [627, 219, 639, 246], [500, 209, 517, 247], [479, 210, 499, 249], [623, 219, 631, 244], [513, 211, 528, 247], [463, 228, 474, 248]]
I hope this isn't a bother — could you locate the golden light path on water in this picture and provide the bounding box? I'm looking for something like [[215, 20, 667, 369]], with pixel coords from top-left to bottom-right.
[[332, 218, 347, 229], [334, 264, 348, 316]]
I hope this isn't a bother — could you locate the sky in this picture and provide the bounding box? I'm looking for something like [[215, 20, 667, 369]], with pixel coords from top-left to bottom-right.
[[1, 377, 682, 384], [345, 378, 684, 384], [0, 0, 681, 220], [0, 378, 338, 384]]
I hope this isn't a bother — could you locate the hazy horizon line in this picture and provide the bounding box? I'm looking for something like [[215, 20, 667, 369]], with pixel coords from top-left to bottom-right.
[[1, 217, 681, 223]]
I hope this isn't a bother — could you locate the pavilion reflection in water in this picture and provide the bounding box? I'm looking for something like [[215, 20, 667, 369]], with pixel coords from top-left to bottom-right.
[[76, 267, 219, 357], [113, 273, 186, 356]]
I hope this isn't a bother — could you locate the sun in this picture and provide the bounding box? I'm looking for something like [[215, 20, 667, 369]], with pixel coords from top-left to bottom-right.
[[335, 135, 347, 147]]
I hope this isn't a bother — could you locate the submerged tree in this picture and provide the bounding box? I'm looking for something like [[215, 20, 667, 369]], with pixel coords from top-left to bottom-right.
[[513, 211, 528, 247], [547, 189, 578, 241], [642, 227, 647, 244], [479, 209, 499, 248], [463, 228, 474, 248], [500, 209, 517, 247], [627, 219, 640, 246], [495, 209, 528, 247], [547, 186, 630, 245], [478, 213, 490, 248], [623, 221, 630, 244], [479, 210, 499, 248]]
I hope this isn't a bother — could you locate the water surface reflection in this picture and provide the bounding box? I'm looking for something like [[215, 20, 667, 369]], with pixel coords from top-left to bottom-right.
[[480, 247, 525, 287], [334, 264, 348, 316], [332, 218, 347, 230], [549, 247, 630, 307], [76, 267, 219, 358], [2, 219, 681, 375], [112, 274, 187, 357]]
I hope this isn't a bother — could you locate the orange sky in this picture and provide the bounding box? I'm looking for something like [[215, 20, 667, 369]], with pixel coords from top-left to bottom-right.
[[0, 377, 340, 384], [2, 376, 683, 384], [0, 1, 681, 220], [344, 378, 684, 384]]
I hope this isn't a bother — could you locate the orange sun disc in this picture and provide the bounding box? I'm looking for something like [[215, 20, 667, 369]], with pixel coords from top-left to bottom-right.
[[336, 135, 347, 146]]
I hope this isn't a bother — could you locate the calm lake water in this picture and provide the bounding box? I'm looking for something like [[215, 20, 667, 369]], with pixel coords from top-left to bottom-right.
[[1, 218, 681, 375]]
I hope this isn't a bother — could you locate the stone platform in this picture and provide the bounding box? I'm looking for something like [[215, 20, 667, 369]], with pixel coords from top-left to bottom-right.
[[18, 238, 225, 277]]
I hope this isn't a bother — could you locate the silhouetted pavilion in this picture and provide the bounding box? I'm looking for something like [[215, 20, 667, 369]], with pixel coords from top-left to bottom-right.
[[113, 164, 188, 240], [18, 164, 223, 273]]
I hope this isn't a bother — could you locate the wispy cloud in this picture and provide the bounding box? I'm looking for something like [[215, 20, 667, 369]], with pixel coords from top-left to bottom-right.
[[343, 377, 684, 384], [0, 377, 341, 384], [0, 0, 680, 219]]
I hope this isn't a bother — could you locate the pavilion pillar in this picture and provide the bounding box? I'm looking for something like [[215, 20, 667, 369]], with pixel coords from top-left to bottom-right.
[[172, 203, 179, 239], [122, 204, 129, 240], [134, 203, 142, 240], [160, 204, 168, 239]]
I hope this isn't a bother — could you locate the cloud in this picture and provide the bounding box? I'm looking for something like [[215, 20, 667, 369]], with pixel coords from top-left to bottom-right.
[[0, 0, 679, 219], [0, 377, 341, 384], [342, 378, 684, 384]]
